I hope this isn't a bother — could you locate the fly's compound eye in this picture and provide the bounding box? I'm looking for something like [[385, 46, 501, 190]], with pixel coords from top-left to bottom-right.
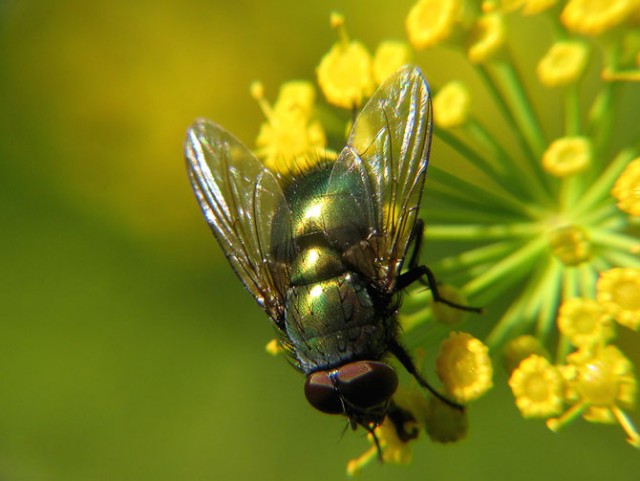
[[336, 361, 398, 409], [304, 370, 343, 414]]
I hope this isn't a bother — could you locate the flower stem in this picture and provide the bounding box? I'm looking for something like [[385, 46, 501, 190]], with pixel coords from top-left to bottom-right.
[[463, 235, 547, 297], [600, 249, 640, 269], [464, 119, 554, 206], [426, 223, 539, 240], [578, 263, 598, 298], [564, 84, 581, 136], [571, 148, 637, 217], [590, 229, 640, 253], [428, 165, 543, 217], [496, 53, 548, 158]]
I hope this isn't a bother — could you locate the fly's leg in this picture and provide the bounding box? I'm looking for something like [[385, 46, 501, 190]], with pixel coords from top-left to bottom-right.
[[395, 219, 482, 313], [390, 218, 480, 411], [389, 339, 464, 411]]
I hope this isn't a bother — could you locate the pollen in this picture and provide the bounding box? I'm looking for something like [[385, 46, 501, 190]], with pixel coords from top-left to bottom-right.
[[405, 0, 463, 50], [317, 14, 374, 109], [557, 298, 615, 348], [548, 225, 591, 266], [466, 13, 505, 64], [503, 335, 550, 374], [541, 136, 592, 177], [509, 355, 565, 417], [436, 332, 493, 402], [537, 41, 590, 87], [548, 346, 639, 447], [597, 267, 640, 330], [561, 0, 638, 36], [372, 41, 412, 86], [433, 81, 471, 128], [612, 157, 640, 216]]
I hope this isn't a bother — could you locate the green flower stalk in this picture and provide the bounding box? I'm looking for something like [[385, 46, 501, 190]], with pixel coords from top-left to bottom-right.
[[251, 0, 640, 472]]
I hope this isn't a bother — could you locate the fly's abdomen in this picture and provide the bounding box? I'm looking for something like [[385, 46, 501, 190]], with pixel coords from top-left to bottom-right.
[[284, 272, 387, 373]]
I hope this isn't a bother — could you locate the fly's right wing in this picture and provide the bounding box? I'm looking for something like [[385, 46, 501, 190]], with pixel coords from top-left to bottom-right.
[[346, 66, 433, 291], [185, 119, 292, 325]]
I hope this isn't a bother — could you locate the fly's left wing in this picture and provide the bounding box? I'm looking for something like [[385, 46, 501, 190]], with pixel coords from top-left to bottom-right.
[[345, 66, 432, 291], [185, 119, 292, 324]]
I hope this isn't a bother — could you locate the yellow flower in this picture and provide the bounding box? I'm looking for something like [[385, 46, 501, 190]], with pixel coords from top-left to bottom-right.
[[557, 298, 615, 348], [433, 81, 471, 128], [561, 0, 639, 36], [548, 225, 591, 266], [317, 14, 374, 109], [597, 267, 640, 330], [537, 41, 590, 87], [612, 157, 640, 216], [252, 80, 328, 175], [265, 339, 283, 356], [372, 41, 412, 86], [436, 332, 493, 402], [549, 346, 639, 447], [509, 355, 565, 417], [346, 415, 413, 476], [405, 0, 463, 50], [541, 136, 592, 177], [502, 335, 550, 374], [466, 13, 505, 64]]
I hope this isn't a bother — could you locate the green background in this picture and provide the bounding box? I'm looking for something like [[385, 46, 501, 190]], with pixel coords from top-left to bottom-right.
[[1, 1, 639, 480]]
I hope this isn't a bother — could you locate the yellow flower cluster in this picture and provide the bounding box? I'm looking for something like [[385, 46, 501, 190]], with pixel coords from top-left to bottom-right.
[[251, 79, 331, 175], [508, 267, 640, 447], [406, 0, 506, 64], [248, 0, 640, 471]]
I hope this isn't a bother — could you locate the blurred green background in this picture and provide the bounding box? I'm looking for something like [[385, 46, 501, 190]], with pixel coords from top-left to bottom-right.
[[0, 1, 639, 480]]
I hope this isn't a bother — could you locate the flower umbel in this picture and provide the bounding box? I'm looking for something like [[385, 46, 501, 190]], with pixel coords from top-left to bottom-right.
[[548, 345, 639, 447], [249, 1, 640, 472]]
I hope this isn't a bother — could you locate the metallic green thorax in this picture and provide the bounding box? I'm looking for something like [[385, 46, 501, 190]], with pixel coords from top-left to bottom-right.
[[273, 166, 395, 374]]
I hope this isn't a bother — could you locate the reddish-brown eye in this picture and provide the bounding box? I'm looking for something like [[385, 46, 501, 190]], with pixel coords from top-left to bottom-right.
[[336, 361, 398, 409], [304, 370, 343, 414]]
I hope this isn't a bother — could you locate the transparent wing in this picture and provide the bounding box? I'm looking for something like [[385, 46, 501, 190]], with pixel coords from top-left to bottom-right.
[[346, 65, 432, 290], [185, 118, 291, 324]]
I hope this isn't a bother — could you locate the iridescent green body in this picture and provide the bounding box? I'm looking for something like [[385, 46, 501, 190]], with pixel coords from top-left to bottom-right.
[[274, 166, 396, 374]]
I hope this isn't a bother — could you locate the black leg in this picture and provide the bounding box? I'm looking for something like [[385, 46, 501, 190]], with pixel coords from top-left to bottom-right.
[[389, 339, 465, 411], [396, 219, 482, 313]]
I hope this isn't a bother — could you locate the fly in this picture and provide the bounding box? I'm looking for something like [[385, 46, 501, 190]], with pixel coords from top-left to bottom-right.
[[184, 65, 478, 451]]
